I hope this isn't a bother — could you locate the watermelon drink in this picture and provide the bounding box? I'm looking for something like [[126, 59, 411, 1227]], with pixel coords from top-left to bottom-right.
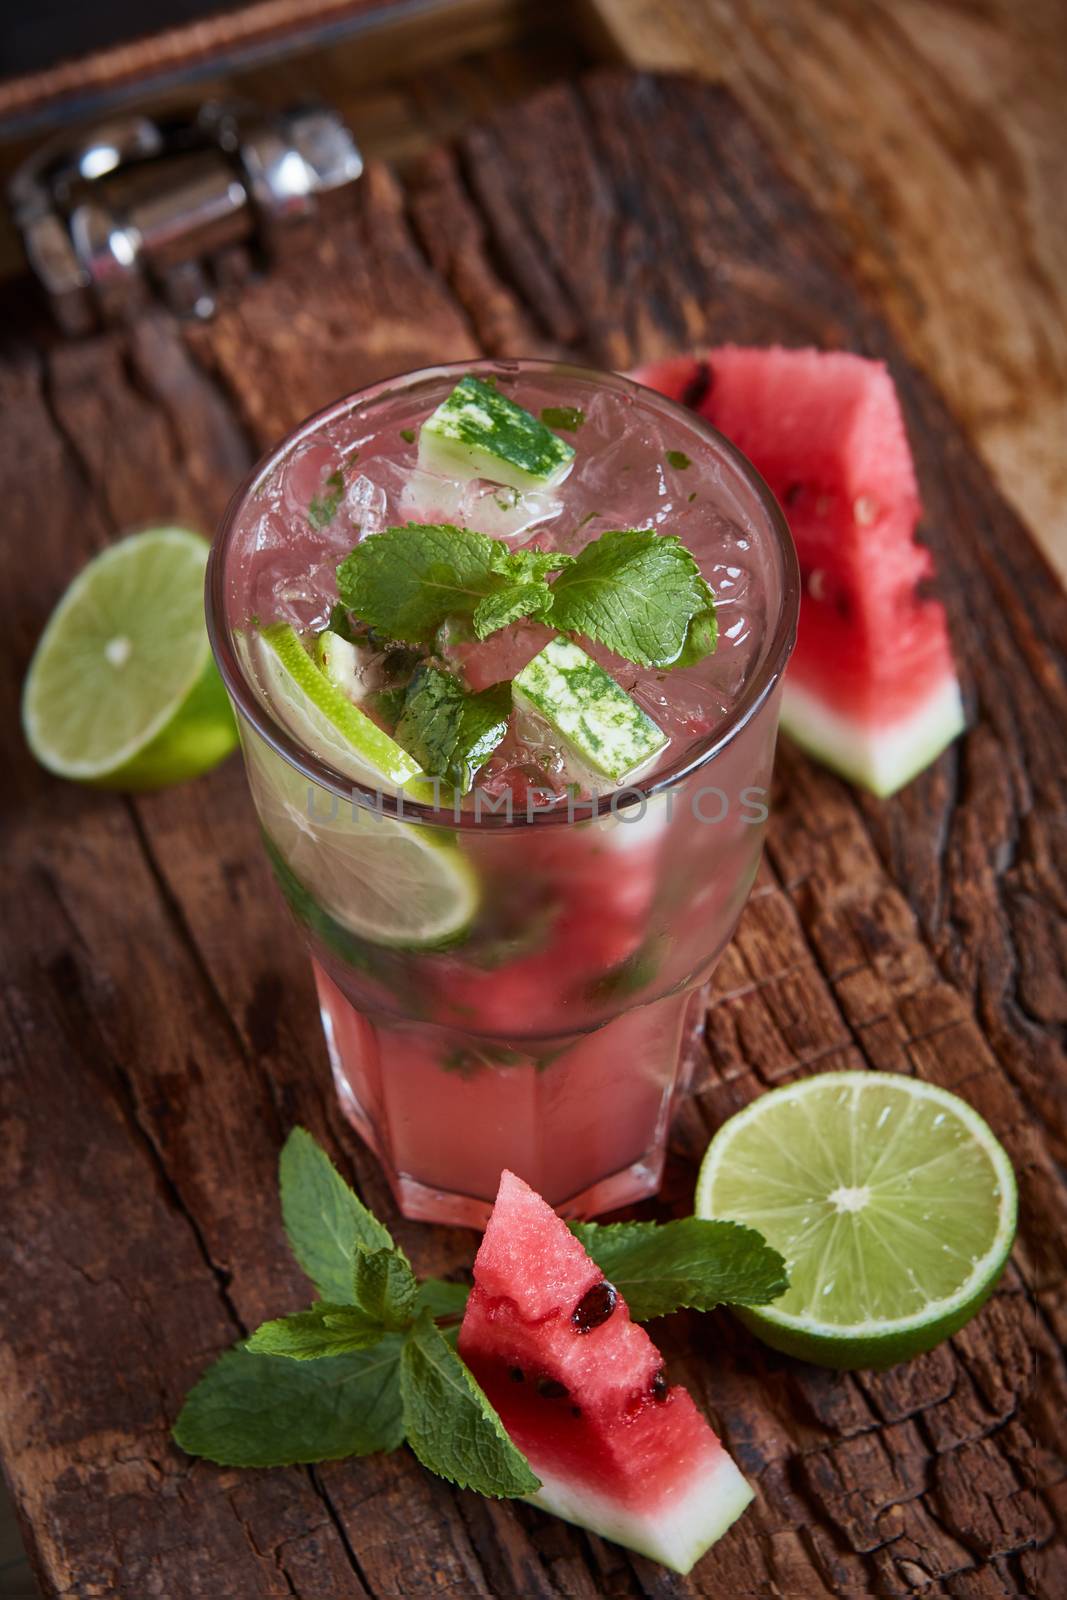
[[207, 360, 798, 1226]]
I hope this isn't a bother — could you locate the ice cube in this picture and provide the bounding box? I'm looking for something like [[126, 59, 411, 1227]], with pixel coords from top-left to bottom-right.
[[344, 473, 389, 538], [279, 440, 344, 523], [457, 480, 564, 540], [257, 556, 339, 633], [556, 390, 674, 551], [399, 466, 466, 524]]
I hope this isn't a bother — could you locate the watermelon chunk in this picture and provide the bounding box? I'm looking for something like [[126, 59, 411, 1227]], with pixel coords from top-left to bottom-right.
[[458, 1171, 753, 1572], [631, 347, 965, 794]]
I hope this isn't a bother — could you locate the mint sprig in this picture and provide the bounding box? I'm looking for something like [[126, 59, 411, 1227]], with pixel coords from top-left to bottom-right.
[[336, 522, 717, 668], [570, 1217, 788, 1321], [173, 1130, 786, 1489]]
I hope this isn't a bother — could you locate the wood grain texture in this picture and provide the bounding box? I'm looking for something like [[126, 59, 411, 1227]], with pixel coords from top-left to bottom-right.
[[1, 70, 1063, 1597], [584, 0, 1067, 583]]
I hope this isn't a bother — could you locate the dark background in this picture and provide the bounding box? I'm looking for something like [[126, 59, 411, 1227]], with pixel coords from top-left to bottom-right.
[[1, 2, 235, 77]]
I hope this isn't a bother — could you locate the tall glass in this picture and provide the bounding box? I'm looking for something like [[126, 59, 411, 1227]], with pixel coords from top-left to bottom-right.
[[207, 360, 798, 1226]]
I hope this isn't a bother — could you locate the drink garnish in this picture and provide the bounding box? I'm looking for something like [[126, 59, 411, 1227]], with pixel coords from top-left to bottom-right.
[[336, 523, 552, 646], [313, 626, 363, 698], [336, 522, 718, 667], [259, 620, 426, 791], [418, 374, 576, 490], [540, 405, 585, 432], [549, 526, 717, 668], [393, 666, 511, 794], [173, 1129, 785, 1482], [513, 637, 667, 784]]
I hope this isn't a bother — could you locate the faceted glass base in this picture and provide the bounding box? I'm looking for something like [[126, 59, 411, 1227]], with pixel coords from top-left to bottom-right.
[[331, 1058, 669, 1227], [319, 963, 689, 1226]]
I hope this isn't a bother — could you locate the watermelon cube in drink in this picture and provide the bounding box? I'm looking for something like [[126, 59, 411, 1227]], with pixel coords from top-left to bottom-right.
[[207, 360, 799, 1225]]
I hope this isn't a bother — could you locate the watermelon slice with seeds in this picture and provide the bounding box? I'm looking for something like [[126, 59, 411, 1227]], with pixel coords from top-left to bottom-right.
[[632, 346, 965, 795], [458, 1171, 753, 1573]]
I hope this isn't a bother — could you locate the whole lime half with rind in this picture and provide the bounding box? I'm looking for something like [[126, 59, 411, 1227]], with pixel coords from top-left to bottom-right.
[[22, 527, 236, 789], [696, 1071, 1017, 1369]]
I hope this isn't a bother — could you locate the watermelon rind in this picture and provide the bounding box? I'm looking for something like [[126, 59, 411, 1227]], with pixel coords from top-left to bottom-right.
[[527, 1448, 754, 1575], [781, 673, 965, 796]]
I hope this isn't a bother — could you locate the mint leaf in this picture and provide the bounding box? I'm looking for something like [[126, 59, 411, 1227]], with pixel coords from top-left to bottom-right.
[[246, 1303, 385, 1359], [353, 1247, 419, 1329], [173, 1340, 405, 1466], [400, 1311, 539, 1497], [675, 605, 718, 667], [666, 449, 691, 470], [495, 547, 570, 583], [540, 406, 585, 431], [327, 603, 360, 643], [549, 527, 717, 668], [337, 524, 501, 644], [394, 666, 509, 793], [309, 468, 345, 530], [279, 1127, 393, 1303], [472, 582, 551, 638], [570, 1217, 788, 1322], [472, 545, 565, 638], [415, 1278, 470, 1321]]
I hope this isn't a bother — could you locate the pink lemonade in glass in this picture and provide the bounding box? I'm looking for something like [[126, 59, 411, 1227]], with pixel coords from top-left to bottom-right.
[[208, 361, 798, 1226]]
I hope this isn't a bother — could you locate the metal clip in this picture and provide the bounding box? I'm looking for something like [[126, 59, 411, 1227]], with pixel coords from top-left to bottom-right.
[[8, 103, 363, 334]]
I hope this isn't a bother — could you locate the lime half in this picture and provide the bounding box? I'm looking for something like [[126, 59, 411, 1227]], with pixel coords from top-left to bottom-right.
[[247, 627, 477, 948], [22, 527, 236, 789], [696, 1071, 1017, 1369]]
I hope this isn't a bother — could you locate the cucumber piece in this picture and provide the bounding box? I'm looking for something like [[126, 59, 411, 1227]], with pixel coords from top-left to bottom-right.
[[418, 375, 576, 491], [513, 637, 668, 785]]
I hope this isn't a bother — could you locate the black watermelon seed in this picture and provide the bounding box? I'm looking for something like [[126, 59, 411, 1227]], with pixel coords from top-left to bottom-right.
[[537, 1377, 569, 1400], [572, 1281, 618, 1333], [681, 359, 713, 411], [783, 482, 805, 506], [570, 1405, 582, 1418], [508, 1367, 524, 1383], [651, 1368, 669, 1402]]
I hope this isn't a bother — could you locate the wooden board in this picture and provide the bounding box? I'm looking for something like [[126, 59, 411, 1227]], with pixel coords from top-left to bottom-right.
[[584, 0, 1067, 585], [1, 70, 1062, 1598]]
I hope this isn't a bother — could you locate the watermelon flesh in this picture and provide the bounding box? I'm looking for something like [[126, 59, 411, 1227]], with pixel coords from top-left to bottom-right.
[[631, 347, 965, 795], [458, 1171, 753, 1573]]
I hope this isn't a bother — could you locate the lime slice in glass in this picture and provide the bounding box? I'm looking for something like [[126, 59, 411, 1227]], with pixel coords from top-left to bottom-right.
[[696, 1071, 1017, 1369], [22, 527, 237, 789], [257, 621, 432, 797], [246, 627, 477, 948]]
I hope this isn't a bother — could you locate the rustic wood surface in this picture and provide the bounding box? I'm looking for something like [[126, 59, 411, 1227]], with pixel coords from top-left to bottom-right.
[[1, 69, 1063, 1598], [585, 0, 1067, 583]]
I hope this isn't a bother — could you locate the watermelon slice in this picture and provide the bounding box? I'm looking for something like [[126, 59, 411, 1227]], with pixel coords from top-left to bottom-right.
[[458, 1171, 753, 1572], [631, 347, 965, 794]]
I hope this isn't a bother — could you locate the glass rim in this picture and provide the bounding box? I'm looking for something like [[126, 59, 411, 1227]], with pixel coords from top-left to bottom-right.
[[206, 356, 800, 831]]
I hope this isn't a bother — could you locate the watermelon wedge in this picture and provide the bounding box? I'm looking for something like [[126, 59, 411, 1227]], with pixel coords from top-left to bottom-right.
[[458, 1172, 753, 1573], [631, 347, 965, 795]]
